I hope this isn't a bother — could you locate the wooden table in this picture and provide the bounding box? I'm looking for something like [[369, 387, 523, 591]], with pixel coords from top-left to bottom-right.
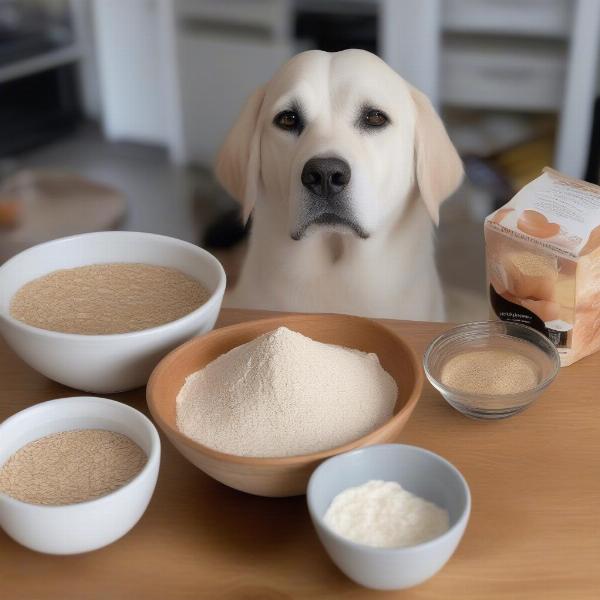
[[1, 309, 598, 599]]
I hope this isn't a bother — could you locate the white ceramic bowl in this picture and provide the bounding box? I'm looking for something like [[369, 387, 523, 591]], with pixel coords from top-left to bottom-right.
[[0, 231, 226, 393], [307, 444, 471, 590], [0, 397, 160, 555]]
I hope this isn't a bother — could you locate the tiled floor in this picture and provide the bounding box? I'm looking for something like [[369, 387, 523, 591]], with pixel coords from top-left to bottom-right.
[[14, 125, 489, 320]]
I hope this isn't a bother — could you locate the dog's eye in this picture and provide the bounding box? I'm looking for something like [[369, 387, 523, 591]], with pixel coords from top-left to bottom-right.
[[363, 109, 389, 128], [274, 110, 301, 132]]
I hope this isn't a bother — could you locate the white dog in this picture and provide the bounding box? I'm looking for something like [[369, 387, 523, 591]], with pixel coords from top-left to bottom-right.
[[216, 49, 463, 321]]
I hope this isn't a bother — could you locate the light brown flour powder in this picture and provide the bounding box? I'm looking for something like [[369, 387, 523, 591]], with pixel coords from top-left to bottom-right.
[[0, 429, 147, 505], [440, 349, 539, 395], [176, 327, 397, 458], [505, 251, 557, 278], [10, 263, 210, 334]]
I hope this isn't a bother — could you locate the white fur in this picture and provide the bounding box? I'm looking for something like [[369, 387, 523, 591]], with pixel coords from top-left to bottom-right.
[[216, 50, 463, 321]]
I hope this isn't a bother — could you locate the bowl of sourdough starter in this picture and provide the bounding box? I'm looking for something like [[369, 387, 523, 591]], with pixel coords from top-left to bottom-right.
[[424, 321, 560, 419], [147, 314, 423, 497], [0, 231, 225, 393]]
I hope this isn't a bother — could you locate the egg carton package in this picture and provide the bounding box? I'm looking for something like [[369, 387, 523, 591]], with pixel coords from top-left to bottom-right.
[[485, 167, 600, 366]]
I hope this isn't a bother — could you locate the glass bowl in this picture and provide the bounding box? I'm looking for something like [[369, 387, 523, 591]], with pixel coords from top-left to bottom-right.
[[423, 321, 560, 420]]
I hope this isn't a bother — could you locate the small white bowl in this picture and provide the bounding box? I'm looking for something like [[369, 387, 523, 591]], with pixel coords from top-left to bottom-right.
[[307, 444, 470, 590], [0, 397, 160, 555], [0, 231, 226, 393]]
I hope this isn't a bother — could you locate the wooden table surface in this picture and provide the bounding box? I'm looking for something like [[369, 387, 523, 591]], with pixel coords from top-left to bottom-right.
[[1, 309, 598, 599]]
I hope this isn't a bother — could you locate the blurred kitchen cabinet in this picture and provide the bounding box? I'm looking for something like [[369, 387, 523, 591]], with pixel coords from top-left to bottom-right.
[[176, 0, 293, 165], [441, 37, 567, 112], [92, 0, 293, 165], [442, 0, 572, 38], [439, 3, 572, 113], [436, 0, 599, 178], [89, 0, 599, 177]]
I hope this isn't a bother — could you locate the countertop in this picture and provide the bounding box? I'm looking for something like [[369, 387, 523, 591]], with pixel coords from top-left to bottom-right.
[[1, 309, 598, 599]]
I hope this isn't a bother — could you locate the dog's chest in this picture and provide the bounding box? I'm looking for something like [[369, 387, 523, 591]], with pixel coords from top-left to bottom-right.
[[267, 246, 442, 319], [233, 219, 445, 320]]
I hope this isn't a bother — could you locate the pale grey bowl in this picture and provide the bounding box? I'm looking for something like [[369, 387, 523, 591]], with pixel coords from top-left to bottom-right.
[[306, 444, 470, 590]]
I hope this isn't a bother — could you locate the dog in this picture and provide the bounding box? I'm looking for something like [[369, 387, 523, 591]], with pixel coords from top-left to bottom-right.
[[215, 49, 463, 320]]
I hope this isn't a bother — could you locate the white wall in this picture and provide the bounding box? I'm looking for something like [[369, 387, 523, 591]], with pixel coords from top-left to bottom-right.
[[93, 0, 167, 145], [379, 0, 441, 106], [71, 0, 101, 119]]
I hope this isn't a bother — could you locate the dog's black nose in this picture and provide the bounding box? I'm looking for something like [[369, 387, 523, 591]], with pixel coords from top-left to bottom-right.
[[301, 157, 351, 198]]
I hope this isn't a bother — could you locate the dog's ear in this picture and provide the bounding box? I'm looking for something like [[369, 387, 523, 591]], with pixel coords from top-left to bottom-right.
[[410, 86, 463, 225], [215, 86, 266, 222]]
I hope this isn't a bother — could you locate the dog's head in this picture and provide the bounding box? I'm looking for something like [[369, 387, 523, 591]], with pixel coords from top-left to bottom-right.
[[216, 49, 463, 240]]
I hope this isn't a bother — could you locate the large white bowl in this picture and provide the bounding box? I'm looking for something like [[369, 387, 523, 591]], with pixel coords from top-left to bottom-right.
[[0, 397, 160, 555], [0, 231, 226, 393]]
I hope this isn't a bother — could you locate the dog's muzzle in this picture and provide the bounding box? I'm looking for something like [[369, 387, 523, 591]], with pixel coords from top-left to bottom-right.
[[292, 156, 369, 240], [291, 211, 369, 240]]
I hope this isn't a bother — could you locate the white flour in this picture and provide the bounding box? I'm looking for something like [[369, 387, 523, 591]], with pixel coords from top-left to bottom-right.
[[324, 480, 449, 548], [175, 327, 397, 457]]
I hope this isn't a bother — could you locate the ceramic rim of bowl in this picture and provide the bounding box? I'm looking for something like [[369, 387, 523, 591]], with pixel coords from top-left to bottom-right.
[[0, 231, 227, 341]]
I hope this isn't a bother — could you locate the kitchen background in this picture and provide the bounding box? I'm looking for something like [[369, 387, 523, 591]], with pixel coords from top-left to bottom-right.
[[1, 0, 599, 319]]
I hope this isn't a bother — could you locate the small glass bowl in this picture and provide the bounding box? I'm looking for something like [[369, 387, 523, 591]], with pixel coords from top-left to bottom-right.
[[423, 321, 560, 420]]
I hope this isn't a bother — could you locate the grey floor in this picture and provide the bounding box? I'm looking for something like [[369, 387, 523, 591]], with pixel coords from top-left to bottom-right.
[[14, 125, 226, 245], [15, 125, 489, 320], [437, 187, 490, 320]]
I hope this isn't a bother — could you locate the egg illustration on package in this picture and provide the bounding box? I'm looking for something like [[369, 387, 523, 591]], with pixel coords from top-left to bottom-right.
[[517, 210, 561, 239]]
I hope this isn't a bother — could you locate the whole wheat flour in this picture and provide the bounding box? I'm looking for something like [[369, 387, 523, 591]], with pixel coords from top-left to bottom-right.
[[176, 327, 397, 457], [0, 429, 147, 505], [10, 263, 210, 334]]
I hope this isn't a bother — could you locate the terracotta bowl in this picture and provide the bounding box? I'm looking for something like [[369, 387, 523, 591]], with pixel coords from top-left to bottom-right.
[[146, 313, 423, 497]]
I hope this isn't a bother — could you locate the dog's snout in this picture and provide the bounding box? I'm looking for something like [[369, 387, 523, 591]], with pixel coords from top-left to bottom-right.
[[301, 157, 351, 198]]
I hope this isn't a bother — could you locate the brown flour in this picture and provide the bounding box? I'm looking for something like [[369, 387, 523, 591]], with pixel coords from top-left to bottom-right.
[[0, 429, 147, 505], [10, 263, 210, 334], [440, 349, 539, 395]]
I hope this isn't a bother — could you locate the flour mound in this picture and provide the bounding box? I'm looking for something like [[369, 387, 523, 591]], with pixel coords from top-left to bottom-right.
[[324, 480, 449, 547], [175, 327, 397, 457]]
